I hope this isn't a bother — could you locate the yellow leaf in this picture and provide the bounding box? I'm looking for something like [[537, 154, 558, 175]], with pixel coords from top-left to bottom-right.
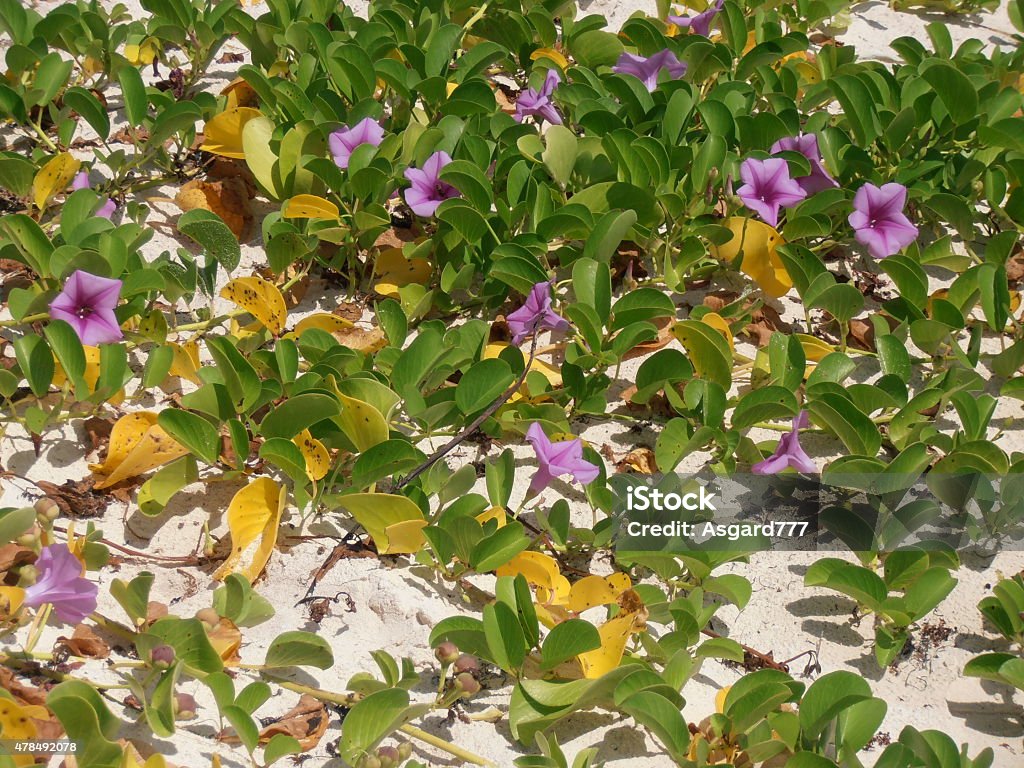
[[125, 37, 159, 65], [795, 333, 834, 362], [373, 248, 432, 297], [53, 346, 125, 404], [701, 312, 735, 353], [207, 617, 242, 662], [282, 194, 340, 220], [213, 477, 286, 582], [293, 429, 329, 481], [715, 686, 731, 714], [710, 217, 792, 298], [577, 610, 647, 679], [566, 573, 632, 613], [496, 551, 570, 606], [0, 697, 52, 765], [334, 492, 424, 554], [90, 412, 189, 489], [334, 392, 389, 453], [168, 340, 202, 384], [220, 276, 288, 335], [383, 518, 429, 553], [222, 77, 259, 110], [291, 313, 354, 337], [475, 506, 507, 528], [0, 586, 25, 617], [33, 152, 81, 210], [530, 47, 569, 70], [200, 107, 263, 159]]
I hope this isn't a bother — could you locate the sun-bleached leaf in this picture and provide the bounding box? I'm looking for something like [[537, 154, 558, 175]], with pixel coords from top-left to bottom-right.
[[220, 276, 287, 335], [566, 573, 632, 613], [291, 313, 354, 336], [33, 152, 81, 210], [90, 412, 189, 489], [373, 248, 432, 297], [213, 477, 287, 582], [334, 392, 389, 452], [700, 312, 735, 353], [200, 107, 263, 159], [168, 340, 202, 384]]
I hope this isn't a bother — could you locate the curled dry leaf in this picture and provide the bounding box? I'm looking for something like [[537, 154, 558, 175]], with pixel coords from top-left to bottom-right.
[[258, 694, 329, 751], [35, 478, 109, 517], [55, 624, 110, 659], [0, 543, 35, 573], [331, 325, 387, 354], [616, 447, 659, 474], [174, 177, 253, 241], [0, 667, 48, 706]]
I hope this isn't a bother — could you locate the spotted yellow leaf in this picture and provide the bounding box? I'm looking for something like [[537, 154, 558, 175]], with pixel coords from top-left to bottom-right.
[[200, 107, 263, 159], [282, 194, 340, 220], [220, 276, 288, 335], [701, 312, 735, 353], [33, 152, 81, 210], [90, 412, 189, 489], [0, 696, 51, 766], [373, 248, 432, 297], [577, 609, 647, 679], [334, 392, 389, 452], [168, 340, 202, 384], [334, 492, 425, 554], [566, 573, 633, 613], [293, 429, 330, 481], [291, 313, 354, 337], [530, 47, 569, 70], [214, 477, 286, 582], [711, 217, 792, 298]]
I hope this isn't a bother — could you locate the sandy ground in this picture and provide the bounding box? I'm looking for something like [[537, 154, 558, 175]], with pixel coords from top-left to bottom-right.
[[3, 1, 1024, 766]]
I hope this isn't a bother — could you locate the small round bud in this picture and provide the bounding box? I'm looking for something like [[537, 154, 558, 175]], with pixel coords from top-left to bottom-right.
[[397, 742, 412, 760], [34, 498, 59, 522], [173, 692, 197, 720], [434, 641, 459, 665], [376, 746, 399, 768], [150, 644, 175, 668], [18, 565, 37, 586], [16, 532, 37, 548], [453, 653, 478, 674], [455, 672, 481, 697]]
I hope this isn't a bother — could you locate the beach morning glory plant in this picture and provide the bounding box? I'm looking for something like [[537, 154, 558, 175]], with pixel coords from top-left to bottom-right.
[[23, 543, 98, 624], [612, 49, 687, 91], [514, 69, 562, 125], [770, 134, 839, 195], [848, 182, 919, 259], [525, 423, 600, 494], [403, 151, 460, 217], [49, 270, 124, 346], [736, 157, 808, 227], [507, 281, 570, 344], [752, 412, 816, 475], [329, 117, 385, 170], [668, 0, 724, 37]]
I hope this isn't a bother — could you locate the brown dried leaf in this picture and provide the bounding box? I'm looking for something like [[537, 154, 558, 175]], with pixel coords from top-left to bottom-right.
[[333, 302, 365, 323], [83, 416, 114, 456], [257, 694, 329, 751], [616, 447, 658, 474], [218, 52, 245, 64], [0, 666, 48, 706], [847, 319, 874, 352], [206, 158, 258, 198], [174, 178, 253, 241], [0, 543, 34, 574], [110, 126, 149, 144], [1007, 246, 1024, 284], [55, 624, 110, 659], [35, 478, 108, 518], [146, 601, 168, 627], [331, 325, 386, 354]]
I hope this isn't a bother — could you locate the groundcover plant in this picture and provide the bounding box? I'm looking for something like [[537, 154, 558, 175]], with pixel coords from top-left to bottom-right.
[[1, 0, 1024, 765]]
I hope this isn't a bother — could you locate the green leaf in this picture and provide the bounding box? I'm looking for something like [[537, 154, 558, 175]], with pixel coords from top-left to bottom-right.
[[572, 29, 625, 68], [456, 358, 514, 415], [920, 60, 979, 125], [672, 320, 732, 389], [352, 440, 426, 489], [14, 333, 54, 397], [0, 213, 54, 276], [137, 455, 198, 516], [732, 387, 798, 429], [264, 734, 303, 765], [265, 630, 334, 669], [44, 319, 86, 393], [63, 87, 110, 139], [259, 393, 341, 439], [542, 125, 578, 188], [471, 521, 531, 573], [157, 409, 222, 465], [213, 573, 276, 627], [142, 617, 224, 678], [110, 571, 154, 627], [338, 688, 415, 764], [118, 64, 148, 129], [484, 600, 528, 672], [177, 209, 241, 272], [799, 670, 873, 740]]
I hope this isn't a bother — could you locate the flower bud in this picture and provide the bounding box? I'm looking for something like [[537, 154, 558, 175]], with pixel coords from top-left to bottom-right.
[[455, 672, 481, 697], [453, 653, 478, 674], [376, 746, 399, 768], [357, 757, 381, 768], [173, 692, 197, 720], [34, 498, 60, 522], [397, 742, 412, 761], [194, 607, 220, 628], [16, 532, 37, 548], [18, 565, 37, 585], [434, 641, 459, 665], [150, 644, 176, 668]]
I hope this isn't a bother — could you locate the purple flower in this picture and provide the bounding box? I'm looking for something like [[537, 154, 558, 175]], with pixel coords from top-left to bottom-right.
[[752, 411, 816, 475], [507, 281, 570, 344], [70, 170, 115, 219], [848, 182, 918, 260], [668, 0, 725, 37], [328, 117, 385, 170], [736, 157, 807, 227], [403, 151, 460, 217], [770, 133, 839, 195], [49, 269, 124, 346], [612, 49, 687, 92], [525, 422, 600, 494], [515, 69, 562, 125], [23, 544, 98, 624]]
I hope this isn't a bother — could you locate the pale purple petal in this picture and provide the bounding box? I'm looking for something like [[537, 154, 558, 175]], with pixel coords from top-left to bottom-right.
[[71, 172, 90, 191], [770, 133, 838, 195], [525, 422, 600, 493], [49, 270, 124, 346], [848, 182, 918, 259], [736, 157, 807, 227], [403, 152, 459, 217], [613, 49, 686, 92], [668, 0, 724, 37], [23, 544, 98, 624], [329, 118, 384, 170], [507, 282, 569, 343], [96, 198, 116, 219], [751, 410, 816, 475]]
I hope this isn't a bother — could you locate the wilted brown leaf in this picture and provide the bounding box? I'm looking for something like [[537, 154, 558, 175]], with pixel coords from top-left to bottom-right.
[[83, 416, 114, 455], [257, 694, 329, 751], [55, 624, 110, 659], [847, 319, 874, 352], [0, 666, 48, 706], [218, 52, 245, 64], [35, 478, 108, 518], [0, 543, 34, 573], [332, 325, 386, 354], [207, 617, 241, 663], [175, 178, 253, 241], [616, 447, 658, 474]]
